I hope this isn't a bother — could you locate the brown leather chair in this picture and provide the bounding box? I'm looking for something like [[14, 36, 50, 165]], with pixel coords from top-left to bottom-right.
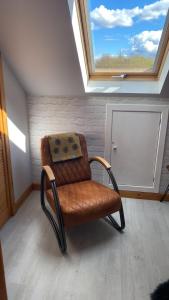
[[40, 133, 125, 253]]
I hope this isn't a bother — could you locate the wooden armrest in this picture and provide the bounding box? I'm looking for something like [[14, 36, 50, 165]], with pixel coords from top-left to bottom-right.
[[89, 156, 111, 170], [42, 165, 55, 181]]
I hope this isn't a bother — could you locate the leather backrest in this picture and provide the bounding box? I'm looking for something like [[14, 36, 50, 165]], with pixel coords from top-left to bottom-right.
[[41, 133, 91, 186]]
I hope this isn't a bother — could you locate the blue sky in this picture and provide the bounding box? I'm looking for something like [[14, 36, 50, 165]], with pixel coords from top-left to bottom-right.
[[88, 0, 169, 59]]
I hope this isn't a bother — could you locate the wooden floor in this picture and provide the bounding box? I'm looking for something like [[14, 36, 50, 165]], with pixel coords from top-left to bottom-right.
[[1, 192, 169, 300]]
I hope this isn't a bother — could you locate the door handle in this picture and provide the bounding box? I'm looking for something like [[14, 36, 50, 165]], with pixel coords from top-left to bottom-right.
[[113, 145, 117, 150]]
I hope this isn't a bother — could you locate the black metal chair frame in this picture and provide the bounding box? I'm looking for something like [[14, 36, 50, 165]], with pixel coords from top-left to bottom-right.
[[160, 166, 169, 202], [160, 183, 169, 202], [40, 162, 125, 254]]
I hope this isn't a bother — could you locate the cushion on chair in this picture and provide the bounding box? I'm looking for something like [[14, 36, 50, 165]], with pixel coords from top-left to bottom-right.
[[41, 134, 91, 187], [48, 133, 82, 163], [46, 180, 121, 228]]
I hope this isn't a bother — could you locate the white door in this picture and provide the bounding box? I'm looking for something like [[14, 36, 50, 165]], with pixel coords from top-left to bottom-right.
[[105, 104, 169, 192]]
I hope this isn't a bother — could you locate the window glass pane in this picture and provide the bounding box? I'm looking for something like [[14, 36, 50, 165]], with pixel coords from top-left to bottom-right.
[[88, 0, 169, 72]]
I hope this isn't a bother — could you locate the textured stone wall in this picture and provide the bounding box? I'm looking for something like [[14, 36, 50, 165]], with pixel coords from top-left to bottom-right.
[[28, 96, 169, 193]]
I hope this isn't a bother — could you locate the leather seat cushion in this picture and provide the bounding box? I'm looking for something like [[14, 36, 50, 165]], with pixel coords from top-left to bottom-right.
[[46, 180, 121, 228]]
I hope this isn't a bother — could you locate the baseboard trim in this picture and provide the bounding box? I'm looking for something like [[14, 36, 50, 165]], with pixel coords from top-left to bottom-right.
[[32, 183, 40, 190], [32, 182, 169, 201], [14, 184, 33, 213], [120, 190, 169, 201], [0, 210, 11, 229]]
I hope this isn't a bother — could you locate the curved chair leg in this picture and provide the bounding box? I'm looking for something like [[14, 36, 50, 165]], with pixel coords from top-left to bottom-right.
[[106, 169, 125, 231], [106, 205, 125, 232], [40, 170, 67, 254], [160, 183, 169, 202]]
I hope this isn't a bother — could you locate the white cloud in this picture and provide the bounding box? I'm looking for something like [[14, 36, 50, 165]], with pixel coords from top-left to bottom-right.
[[94, 54, 102, 60], [90, 5, 140, 29], [91, 21, 98, 30], [104, 38, 115, 41], [131, 30, 162, 54], [90, 0, 169, 29], [140, 0, 169, 20], [104, 35, 118, 41]]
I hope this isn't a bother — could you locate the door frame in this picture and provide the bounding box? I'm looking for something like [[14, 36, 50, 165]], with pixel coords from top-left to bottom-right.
[[104, 104, 169, 193], [0, 54, 15, 226]]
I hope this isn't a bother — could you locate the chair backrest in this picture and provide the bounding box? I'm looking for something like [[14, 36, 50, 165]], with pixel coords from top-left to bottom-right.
[[41, 133, 91, 186]]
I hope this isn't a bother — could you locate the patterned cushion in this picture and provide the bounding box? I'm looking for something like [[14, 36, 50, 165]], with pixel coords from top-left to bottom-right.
[[41, 133, 91, 186], [48, 133, 82, 162]]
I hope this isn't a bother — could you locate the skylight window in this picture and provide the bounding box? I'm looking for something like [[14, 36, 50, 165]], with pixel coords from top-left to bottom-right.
[[78, 0, 169, 79]]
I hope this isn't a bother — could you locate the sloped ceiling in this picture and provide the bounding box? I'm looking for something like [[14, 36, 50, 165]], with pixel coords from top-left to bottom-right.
[[0, 0, 85, 96], [0, 0, 168, 97]]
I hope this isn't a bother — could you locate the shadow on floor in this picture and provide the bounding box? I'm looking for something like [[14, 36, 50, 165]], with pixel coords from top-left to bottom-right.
[[38, 213, 120, 257]]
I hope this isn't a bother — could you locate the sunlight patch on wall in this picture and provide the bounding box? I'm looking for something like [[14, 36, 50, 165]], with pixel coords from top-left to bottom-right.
[[7, 117, 26, 153]]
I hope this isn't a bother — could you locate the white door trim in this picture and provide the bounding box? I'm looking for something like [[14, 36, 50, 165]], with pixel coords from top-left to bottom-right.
[[104, 104, 169, 193]]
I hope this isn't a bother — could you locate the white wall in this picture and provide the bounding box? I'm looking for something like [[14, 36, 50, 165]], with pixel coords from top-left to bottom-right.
[[2, 59, 32, 202], [28, 96, 169, 194]]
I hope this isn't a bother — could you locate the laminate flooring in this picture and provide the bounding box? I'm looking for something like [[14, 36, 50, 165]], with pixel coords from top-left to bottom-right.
[[1, 191, 169, 300]]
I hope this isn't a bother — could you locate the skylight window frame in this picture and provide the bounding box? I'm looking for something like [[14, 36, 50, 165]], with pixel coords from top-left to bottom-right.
[[77, 0, 169, 81]]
